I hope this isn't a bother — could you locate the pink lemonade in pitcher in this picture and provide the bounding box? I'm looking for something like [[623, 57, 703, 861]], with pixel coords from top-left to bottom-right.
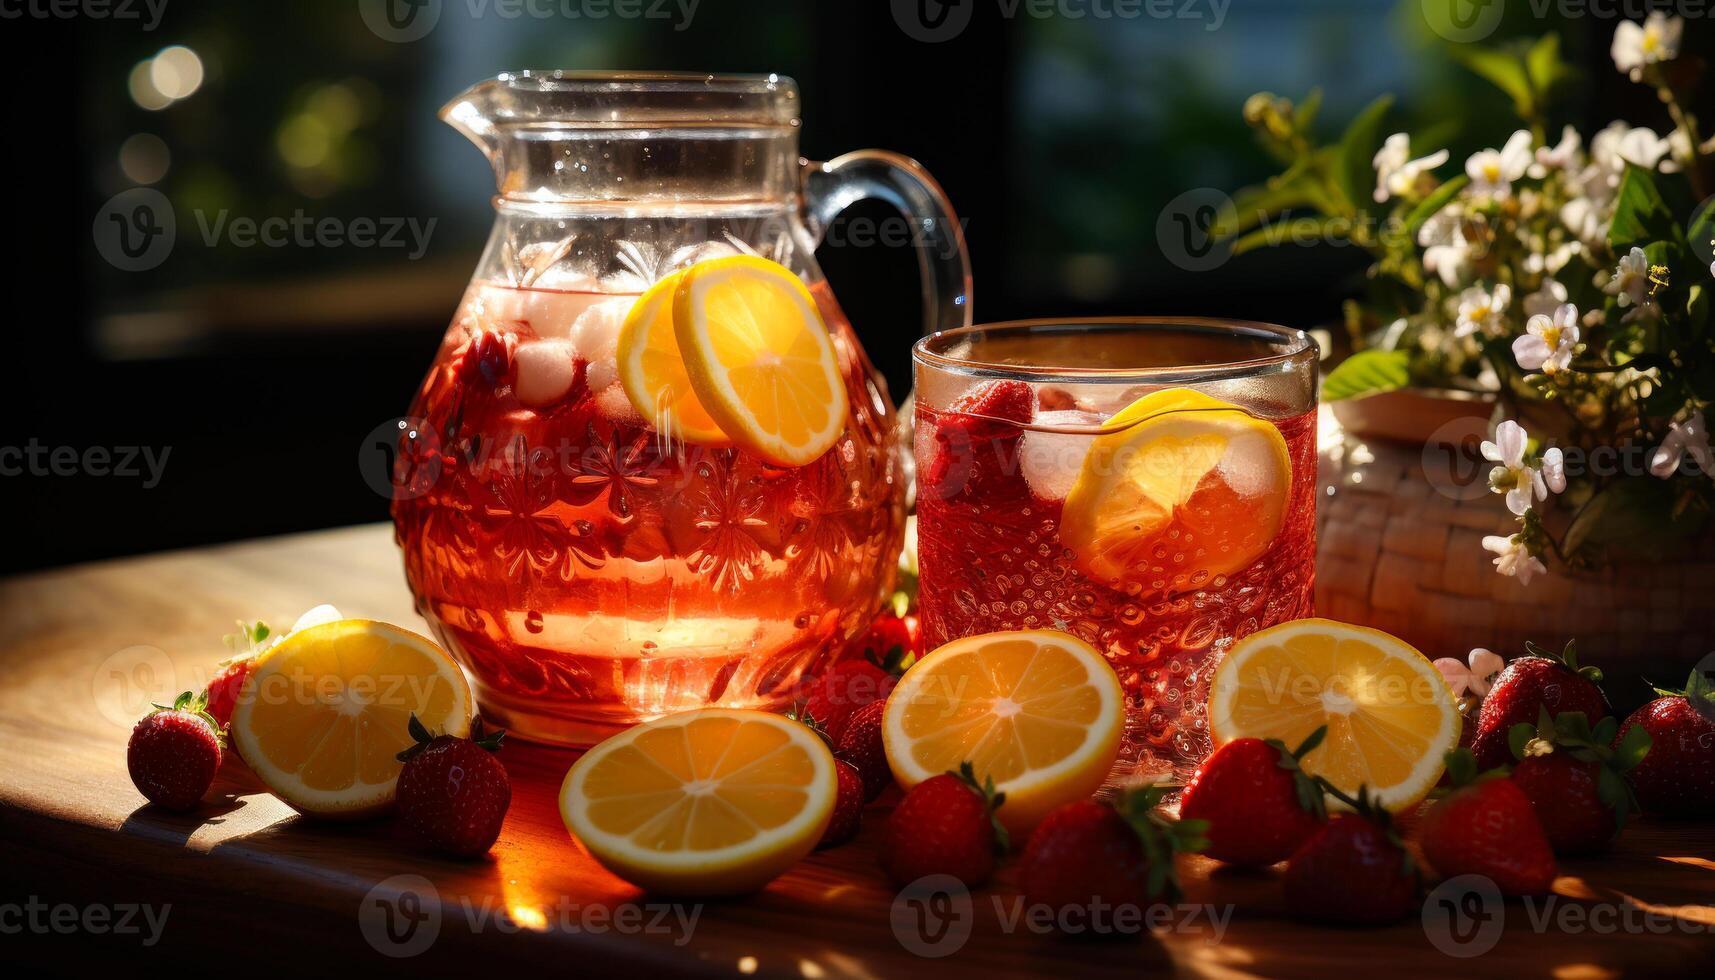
[[393, 274, 906, 745]]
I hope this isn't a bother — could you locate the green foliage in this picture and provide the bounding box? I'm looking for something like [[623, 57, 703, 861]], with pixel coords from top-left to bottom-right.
[[1320, 349, 1411, 401], [1447, 33, 1572, 128]]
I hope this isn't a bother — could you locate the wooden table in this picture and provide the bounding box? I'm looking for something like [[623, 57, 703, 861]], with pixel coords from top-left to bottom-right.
[[3, 525, 1712, 977]]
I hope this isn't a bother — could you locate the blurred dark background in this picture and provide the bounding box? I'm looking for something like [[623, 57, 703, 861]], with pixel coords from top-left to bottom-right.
[[2, 0, 1709, 573]]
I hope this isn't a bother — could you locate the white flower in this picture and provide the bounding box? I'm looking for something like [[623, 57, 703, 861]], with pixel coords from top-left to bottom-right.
[[1649, 410, 1714, 479], [1541, 447, 1567, 494], [1529, 125, 1583, 178], [1454, 283, 1511, 338], [1560, 196, 1609, 250], [1373, 132, 1450, 203], [1482, 419, 1548, 515], [1483, 534, 1547, 586], [1419, 209, 1473, 288], [1523, 278, 1568, 318], [1465, 130, 1534, 199], [1611, 13, 1684, 82], [1513, 303, 1581, 375], [1604, 246, 1652, 308], [1434, 647, 1509, 699], [1593, 122, 1674, 172]]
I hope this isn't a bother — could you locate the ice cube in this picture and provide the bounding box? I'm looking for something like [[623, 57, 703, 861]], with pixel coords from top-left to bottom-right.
[[1217, 428, 1287, 497], [595, 383, 644, 423], [570, 296, 633, 391], [514, 339, 581, 408], [1019, 409, 1102, 501], [471, 283, 592, 339], [290, 604, 343, 633]]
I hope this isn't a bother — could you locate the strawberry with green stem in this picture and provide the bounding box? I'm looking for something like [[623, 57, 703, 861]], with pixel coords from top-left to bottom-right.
[[1615, 668, 1715, 817], [128, 690, 224, 812], [1508, 708, 1652, 854], [880, 761, 1008, 888], [1017, 782, 1208, 932], [1180, 725, 1327, 866], [1283, 782, 1418, 925], [1471, 640, 1610, 770], [1417, 747, 1557, 895]]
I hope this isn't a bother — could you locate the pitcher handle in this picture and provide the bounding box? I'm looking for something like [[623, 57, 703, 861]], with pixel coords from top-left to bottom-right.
[[801, 151, 973, 337]]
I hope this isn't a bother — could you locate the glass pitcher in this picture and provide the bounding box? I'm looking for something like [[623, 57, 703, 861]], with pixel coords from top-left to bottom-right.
[[391, 71, 971, 746]]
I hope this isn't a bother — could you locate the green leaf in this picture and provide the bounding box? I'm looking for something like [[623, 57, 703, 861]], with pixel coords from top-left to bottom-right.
[[1402, 175, 1468, 237], [1231, 216, 1345, 256], [1615, 723, 1653, 771], [1608, 166, 1680, 252], [1321, 349, 1410, 401], [1448, 43, 1535, 121], [1334, 95, 1394, 215], [1525, 33, 1573, 102], [1294, 87, 1323, 133], [1222, 174, 1324, 240], [1508, 721, 1538, 762]]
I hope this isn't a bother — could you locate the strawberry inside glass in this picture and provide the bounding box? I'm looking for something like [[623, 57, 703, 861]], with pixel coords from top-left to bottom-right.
[[912, 320, 1319, 776]]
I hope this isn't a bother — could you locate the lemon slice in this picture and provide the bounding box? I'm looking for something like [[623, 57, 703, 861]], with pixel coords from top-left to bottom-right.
[[1208, 618, 1460, 811], [560, 708, 838, 895], [616, 270, 731, 445], [673, 255, 848, 466], [1061, 388, 1291, 594], [230, 620, 472, 819], [882, 630, 1125, 835]]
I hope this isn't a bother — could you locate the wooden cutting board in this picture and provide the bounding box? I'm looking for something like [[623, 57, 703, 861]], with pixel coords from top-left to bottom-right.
[[2, 524, 1712, 976]]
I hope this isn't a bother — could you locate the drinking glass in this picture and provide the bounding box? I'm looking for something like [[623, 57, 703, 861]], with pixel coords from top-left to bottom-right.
[[912, 319, 1318, 775]]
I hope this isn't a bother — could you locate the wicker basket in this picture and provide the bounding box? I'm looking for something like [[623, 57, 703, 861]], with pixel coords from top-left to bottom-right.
[[1316, 389, 1715, 689]]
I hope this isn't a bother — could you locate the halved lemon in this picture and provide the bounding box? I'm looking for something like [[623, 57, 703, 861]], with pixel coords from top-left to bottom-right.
[[560, 708, 838, 895], [882, 630, 1125, 836], [230, 620, 472, 819], [1208, 618, 1460, 811], [616, 270, 731, 446], [673, 255, 848, 466], [1061, 388, 1291, 594]]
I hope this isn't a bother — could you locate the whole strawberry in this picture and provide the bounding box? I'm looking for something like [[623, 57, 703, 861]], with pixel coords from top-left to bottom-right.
[[206, 620, 272, 729], [1472, 640, 1610, 770], [1614, 670, 1715, 817], [395, 715, 511, 858], [856, 611, 923, 664], [1180, 726, 1326, 866], [800, 657, 898, 743], [1016, 784, 1207, 933], [1282, 786, 1418, 925], [818, 760, 866, 848], [880, 761, 1007, 888], [127, 691, 224, 812], [1507, 709, 1651, 854], [920, 380, 1035, 502], [1417, 748, 1556, 895], [836, 699, 891, 801]]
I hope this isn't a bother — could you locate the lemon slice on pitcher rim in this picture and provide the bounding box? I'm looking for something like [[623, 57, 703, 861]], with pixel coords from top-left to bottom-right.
[[616, 269, 732, 446], [560, 708, 838, 895], [1208, 618, 1461, 811], [882, 630, 1126, 835], [1060, 388, 1292, 594], [230, 620, 472, 819], [673, 255, 848, 466]]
